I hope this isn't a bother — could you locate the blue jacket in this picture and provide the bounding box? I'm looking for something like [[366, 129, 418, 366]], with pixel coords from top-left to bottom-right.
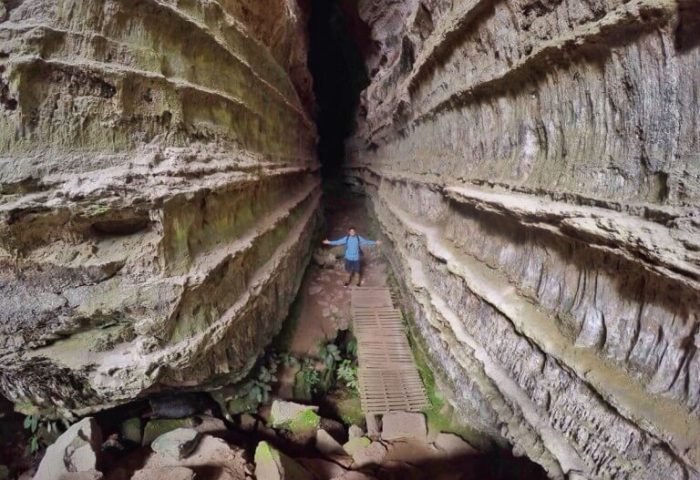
[[327, 235, 376, 261]]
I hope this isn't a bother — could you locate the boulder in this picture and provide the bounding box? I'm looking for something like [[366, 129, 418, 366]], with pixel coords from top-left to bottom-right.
[[225, 394, 260, 417], [342, 437, 370, 456], [193, 415, 227, 436], [270, 401, 320, 434], [119, 418, 142, 445], [238, 413, 258, 432], [319, 418, 346, 442], [347, 425, 364, 440], [351, 442, 387, 469], [380, 412, 426, 441], [315, 429, 346, 457], [140, 435, 248, 480], [254, 441, 314, 480], [34, 418, 102, 480], [313, 250, 338, 268], [151, 428, 201, 460], [142, 418, 198, 446], [131, 466, 195, 480], [433, 433, 477, 457]]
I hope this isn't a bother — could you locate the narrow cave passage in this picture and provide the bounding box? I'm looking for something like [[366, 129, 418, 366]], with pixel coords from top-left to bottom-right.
[[300, 3, 549, 479], [1, 0, 698, 477], [307, 0, 370, 178]]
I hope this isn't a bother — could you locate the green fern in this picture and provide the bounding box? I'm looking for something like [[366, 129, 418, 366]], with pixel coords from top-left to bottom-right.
[[318, 342, 342, 369], [336, 359, 359, 391], [23, 415, 65, 454]]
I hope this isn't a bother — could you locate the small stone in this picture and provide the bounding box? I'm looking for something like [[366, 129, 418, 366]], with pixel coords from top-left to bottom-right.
[[254, 441, 314, 480], [433, 432, 477, 457], [381, 412, 426, 441], [151, 428, 201, 460], [316, 429, 346, 456], [131, 466, 195, 480], [351, 441, 387, 468], [239, 413, 258, 432], [119, 417, 142, 444], [34, 418, 102, 480], [342, 436, 371, 456], [142, 417, 197, 446], [348, 424, 364, 439]]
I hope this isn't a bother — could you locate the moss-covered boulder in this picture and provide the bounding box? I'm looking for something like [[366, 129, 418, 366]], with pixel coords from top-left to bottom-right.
[[142, 418, 197, 446], [270, 400, 320, 435], [254, 441, 314, 480], [119, 417, 142, 445], [342, 436, 371, 456]]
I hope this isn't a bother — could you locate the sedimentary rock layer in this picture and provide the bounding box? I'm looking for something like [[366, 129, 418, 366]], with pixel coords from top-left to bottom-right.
[[346, 0, 700, 478], [0, 0, 320, 416]]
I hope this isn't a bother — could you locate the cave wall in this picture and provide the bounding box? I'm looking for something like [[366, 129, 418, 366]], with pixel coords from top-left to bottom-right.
[[346, 0, 700, 478], [0, 0, 320, 416]]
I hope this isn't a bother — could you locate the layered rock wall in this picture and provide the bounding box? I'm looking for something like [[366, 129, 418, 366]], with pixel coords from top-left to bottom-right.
[[346, 0, 700, 478], [0, 0, 320, 416]]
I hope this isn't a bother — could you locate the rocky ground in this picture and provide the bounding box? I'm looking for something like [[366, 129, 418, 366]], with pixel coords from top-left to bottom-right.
[[14, 399, 543, 480]]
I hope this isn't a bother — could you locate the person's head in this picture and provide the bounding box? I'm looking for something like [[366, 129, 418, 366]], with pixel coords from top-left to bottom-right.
[[348, 226, 357, 236]]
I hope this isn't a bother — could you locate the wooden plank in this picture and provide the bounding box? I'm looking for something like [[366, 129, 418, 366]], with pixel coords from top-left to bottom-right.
[[352, 288, 429, 415]]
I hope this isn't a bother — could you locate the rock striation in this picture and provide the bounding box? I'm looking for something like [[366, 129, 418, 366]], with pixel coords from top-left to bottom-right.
[[0, 0, 320, 416], [346, 0, 700, 478]]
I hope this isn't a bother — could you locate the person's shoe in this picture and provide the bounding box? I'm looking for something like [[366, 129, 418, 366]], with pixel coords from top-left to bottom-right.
[[357, 281, 362, 286], [343, 282, 349, 288]]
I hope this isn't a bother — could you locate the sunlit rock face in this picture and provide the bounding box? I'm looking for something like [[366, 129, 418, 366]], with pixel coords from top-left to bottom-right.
[[0, 0, 320, 416], [346, 0, 700, 478]]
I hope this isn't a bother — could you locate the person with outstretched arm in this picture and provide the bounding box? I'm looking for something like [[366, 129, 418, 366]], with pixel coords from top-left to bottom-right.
[[323, 226, 382, 287]]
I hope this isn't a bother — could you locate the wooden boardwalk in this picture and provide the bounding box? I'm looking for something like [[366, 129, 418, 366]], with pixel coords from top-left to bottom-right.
[[351, 287, 428, 415]]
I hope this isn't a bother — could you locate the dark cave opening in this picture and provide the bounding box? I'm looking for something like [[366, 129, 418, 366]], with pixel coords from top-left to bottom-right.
[[307, 0, 370, 178]]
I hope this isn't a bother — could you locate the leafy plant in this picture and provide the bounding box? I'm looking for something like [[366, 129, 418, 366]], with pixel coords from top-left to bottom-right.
[[277, 352, 300, 368], [336, 359, 359, 391], [344, 336, 358, 359], [318, 342, 342, 370], [247, 363, 277, 405], [23, 415, 66, 454], [23, 415, 40, 454], [300, 359, 322, 394]]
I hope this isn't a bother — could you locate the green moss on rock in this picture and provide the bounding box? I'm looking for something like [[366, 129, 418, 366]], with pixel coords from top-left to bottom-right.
[[142, 417, 197, 446], [254, 440, 276, 463], [120, 417, 142, 445], [288, 409, 320, 434]]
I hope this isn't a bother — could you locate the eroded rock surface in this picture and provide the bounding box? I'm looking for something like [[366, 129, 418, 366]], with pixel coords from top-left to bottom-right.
[[346, 0, 700, 478], [0, 0, 320, 416]]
